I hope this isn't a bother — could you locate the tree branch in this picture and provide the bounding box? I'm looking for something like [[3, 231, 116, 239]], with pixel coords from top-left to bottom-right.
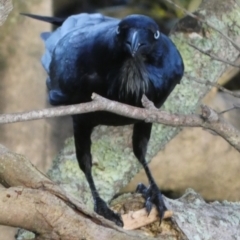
[[0, 144, 181, 240], [0, 94, 239, 152], [1, 144, 240, 240], [190, 76, 240, 98], [163, 0, 240, 52], [188, 42, 240, 68]]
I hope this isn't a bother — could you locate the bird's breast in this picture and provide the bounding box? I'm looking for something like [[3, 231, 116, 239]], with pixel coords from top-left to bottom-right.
[[110, 58, 150, 105]]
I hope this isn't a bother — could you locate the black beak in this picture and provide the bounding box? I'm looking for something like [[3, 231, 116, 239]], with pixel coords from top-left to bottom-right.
[[125, 30, 140, 57]]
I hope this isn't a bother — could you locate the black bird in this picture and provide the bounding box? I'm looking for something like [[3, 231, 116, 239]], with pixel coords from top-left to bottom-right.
[[23, 13, 184, 227]]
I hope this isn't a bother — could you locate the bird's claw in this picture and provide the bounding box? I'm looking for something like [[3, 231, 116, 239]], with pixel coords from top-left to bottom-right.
[[136, 183, 167, 222], [136, 183, 148, 196], [145, 197, 153, 215], [94, 197, 123, 227]]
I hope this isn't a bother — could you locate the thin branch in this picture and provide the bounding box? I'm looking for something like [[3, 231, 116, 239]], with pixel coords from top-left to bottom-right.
[[188, 43, 240, 68], [0, 102, 103, 124], [235, 0, 240, 7], [162, 0, 240, 52], [219, 106, 237, 115], [191, 77, 240, 98], [0, 93, 240, 153], [233, 103, 240, 109]]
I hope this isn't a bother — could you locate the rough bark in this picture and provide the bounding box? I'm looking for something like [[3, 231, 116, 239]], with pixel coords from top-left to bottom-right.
[[0, 0, 12, 25], [1, 144, 240, 240], [0, 144, 184, 240]]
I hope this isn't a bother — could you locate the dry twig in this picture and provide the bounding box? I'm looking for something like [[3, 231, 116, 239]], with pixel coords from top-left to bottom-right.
[[188, 43, 240, 68], [0, 93, 240, 153], [191, 77, 240, 98], [162, 0, 240, 52]]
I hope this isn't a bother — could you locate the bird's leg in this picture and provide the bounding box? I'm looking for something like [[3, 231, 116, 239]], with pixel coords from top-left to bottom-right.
[[133, 122, 167, 221], [72, 117, 123, 227]]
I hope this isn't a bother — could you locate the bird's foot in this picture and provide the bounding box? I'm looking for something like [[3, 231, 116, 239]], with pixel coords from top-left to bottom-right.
[[136, 183, 167, 222], [94, 197, 123, 227]]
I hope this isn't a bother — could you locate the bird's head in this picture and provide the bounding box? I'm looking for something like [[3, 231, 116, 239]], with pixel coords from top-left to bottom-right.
[[116, 14, 160, 58]]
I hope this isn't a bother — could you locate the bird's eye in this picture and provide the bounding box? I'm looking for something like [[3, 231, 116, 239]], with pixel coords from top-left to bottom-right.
[[154, 30, 160, 40], [116, 27, 120, 35]]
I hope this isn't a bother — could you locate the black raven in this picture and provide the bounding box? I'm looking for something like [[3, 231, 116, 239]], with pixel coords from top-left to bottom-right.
[[23, 13, 184, 227]]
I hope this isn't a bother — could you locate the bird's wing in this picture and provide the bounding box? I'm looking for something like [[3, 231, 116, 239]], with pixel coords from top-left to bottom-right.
[[41, 13, 118, 74], [150, 33, 184, 90], [145, 33, 184, 108], [40, 13, 120, 105]]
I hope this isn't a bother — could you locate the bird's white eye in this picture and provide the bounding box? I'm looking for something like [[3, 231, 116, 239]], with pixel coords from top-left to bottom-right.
[[116, 27, 120, 35], [154, 30, 160, 39]]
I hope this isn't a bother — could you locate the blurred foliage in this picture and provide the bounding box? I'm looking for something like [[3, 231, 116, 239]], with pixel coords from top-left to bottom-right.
[[53, 0, 201, 19], [130, 0, 201, 18], [53, 0, 201, 34]]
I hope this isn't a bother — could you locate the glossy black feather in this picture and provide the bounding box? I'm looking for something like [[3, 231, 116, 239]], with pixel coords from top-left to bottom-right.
[[24, 13, 184, 226], [21, 13, 65, 26]]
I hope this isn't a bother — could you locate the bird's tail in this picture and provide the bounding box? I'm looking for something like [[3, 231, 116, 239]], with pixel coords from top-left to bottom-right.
[[21, 13, 66, 26]]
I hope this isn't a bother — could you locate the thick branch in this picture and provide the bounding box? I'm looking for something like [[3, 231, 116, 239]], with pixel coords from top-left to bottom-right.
[[1, 144, 240, 240], [0, 187, 152, 240], [0, 144, 174, 239], [0, 144, 111, 225]]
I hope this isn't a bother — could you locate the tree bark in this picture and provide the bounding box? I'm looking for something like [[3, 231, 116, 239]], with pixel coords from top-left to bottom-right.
[[1, 144, 240, 240], [0, 0, 12, 25], [0, 144, 185, 240]]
